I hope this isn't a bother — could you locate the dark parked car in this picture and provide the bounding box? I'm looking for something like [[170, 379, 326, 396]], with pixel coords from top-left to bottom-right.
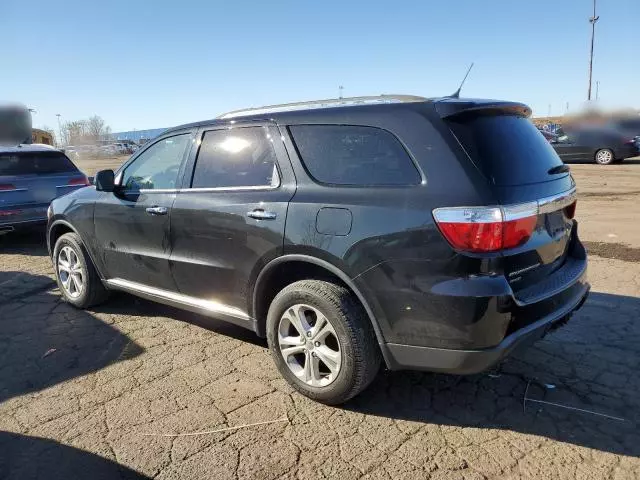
[[550, 127, 638, 164], [609, 117, 640, 149], [539, 129, 557, 142], [47, 95, 589, 404], [0, 144, 89, 234]]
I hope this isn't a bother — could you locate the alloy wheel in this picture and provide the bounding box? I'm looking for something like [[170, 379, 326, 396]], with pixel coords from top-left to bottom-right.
[[57, 245, 84, 298], [277, 304, 342, 387], [596, 149, 613, 164]]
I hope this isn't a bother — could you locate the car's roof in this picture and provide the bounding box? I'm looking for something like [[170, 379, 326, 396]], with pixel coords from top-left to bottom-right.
[[0, 143, 61, 154], [163, 95, 530, 135]]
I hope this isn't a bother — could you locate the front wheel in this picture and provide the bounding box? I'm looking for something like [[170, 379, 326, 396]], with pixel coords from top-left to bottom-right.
[[266, 280, 381, 405], [53, 232, 109, 308], [595, 148, 614, 165]]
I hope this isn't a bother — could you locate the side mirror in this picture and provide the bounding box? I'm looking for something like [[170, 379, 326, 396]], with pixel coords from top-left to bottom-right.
[[95, 169, 115, 192]]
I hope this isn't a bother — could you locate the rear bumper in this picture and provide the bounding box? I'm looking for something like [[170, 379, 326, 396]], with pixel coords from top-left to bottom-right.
[[614, 144, 640, 159], [385, 274, 589, 374], [0, 204, 49, 231], [0, 217, 47, 232]]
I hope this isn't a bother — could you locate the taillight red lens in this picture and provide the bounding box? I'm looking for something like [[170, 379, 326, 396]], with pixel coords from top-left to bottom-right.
[[0, 210, 21, 217], [436, 221, 503, 252], [433, 206, 538, 253], [502, 216, 538, 249], [68, 176, 90, 186], [0, 184, 17, 191], [564, 200, 577, 219]]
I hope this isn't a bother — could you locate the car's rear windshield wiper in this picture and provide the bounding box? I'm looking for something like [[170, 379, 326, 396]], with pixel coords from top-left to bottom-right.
[[548, 164, 570, 175]]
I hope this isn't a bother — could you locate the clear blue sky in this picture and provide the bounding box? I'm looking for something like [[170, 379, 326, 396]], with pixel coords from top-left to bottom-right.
[[3, 0, 637, 132]]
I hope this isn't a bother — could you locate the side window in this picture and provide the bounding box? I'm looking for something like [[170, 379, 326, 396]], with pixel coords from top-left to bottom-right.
[[191, 127, 279, 189], [122, 134, 191, 191], [289, 125, 420, 186]]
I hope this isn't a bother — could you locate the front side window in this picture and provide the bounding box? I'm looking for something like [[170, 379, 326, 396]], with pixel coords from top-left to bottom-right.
[[122, 134, 190, 191], [191, 127, 279, 189], [289, 125, 420, 186]]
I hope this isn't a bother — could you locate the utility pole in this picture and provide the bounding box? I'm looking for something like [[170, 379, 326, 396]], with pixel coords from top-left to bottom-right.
[[56, 114, 63, 146], [587, 0, 599, 101], [595, 81, 600, 100], [338, 85, 344, 99]]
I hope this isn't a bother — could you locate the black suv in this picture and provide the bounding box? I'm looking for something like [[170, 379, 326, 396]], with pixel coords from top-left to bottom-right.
[[47, 95, 589, 404]]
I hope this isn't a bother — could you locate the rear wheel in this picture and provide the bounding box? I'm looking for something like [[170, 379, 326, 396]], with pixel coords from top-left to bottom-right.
[[595, 148, 614, 165], [53, 232, 109, 308], [266, 280, 381, 405]]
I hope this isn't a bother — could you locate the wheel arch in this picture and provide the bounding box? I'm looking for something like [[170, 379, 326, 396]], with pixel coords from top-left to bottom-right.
[[252, 254, 391, 366], [48, 219, 106, 280]]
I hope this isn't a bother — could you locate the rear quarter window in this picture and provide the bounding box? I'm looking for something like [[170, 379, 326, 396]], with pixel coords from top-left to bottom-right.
[[289, 125, 421, 186], [447, 115, 564, 186], [0, 151, 78, 176]]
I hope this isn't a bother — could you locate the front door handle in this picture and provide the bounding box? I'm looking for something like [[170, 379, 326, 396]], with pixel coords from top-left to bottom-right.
[[247, 209, 277, 220], [145, 206, 168, 216]]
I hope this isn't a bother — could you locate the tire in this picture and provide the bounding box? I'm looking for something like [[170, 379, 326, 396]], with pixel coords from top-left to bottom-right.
[[594, 148, 614, 165], [266, 280, 381, 405], [53, 232, 109, 308]]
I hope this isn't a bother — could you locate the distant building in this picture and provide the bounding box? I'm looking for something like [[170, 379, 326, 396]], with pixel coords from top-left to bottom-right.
[[110, 128, 167, 144], [32, 128, 54, 145]]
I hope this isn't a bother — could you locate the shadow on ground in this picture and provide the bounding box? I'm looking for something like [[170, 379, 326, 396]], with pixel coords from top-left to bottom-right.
[[93, 292, 267, 348], [0, 272, 144, 403], [0, 431, 150, 480], [347, 291, 640, 458], [0, 230, 48, 257]]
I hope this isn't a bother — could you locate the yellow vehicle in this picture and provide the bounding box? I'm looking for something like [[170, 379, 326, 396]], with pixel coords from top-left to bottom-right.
[[32, 128, 54, 145]]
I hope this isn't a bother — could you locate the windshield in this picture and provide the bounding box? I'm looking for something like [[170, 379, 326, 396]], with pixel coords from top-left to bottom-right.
[[447, 114, 565, 186], [0, 151, 78, 176]]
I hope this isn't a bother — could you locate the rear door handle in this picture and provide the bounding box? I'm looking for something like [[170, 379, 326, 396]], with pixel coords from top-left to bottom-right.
[[247, 209, 277, 220], [145, 206, 168, 215]]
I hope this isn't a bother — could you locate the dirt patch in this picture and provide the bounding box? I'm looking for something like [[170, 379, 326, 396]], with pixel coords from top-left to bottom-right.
[[583, 241, 640, 263]]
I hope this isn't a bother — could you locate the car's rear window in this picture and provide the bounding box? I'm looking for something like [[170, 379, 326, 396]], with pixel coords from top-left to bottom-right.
[[289, 125, 421, 186], [0, 151, 78, 176], [447, 114, 565, 186]]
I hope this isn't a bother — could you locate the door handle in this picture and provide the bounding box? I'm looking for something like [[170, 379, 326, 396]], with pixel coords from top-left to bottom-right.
[[145, 206, 168, 215], [247, 209, 277, 220]]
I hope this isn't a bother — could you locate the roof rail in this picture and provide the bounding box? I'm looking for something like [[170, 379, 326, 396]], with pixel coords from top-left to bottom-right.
[[217, 94, 428, 119]]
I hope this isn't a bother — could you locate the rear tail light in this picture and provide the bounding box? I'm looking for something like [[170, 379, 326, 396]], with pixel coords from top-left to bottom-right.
[[67, 176, 90, 186], [0, 184, 17, 191], [433, 202, 538, 253], [0, 209, 21, 217], [434, 190, 579, 253]]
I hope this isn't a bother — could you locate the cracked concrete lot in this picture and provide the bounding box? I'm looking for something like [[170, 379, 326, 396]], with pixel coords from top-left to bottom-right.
[[1, 161, 640, 479]]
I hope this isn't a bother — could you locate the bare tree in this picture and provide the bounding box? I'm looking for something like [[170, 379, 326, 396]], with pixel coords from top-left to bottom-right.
[[86, 115, 107, 141], [63, 120, 88, 145], [60, 115, 111, 145]]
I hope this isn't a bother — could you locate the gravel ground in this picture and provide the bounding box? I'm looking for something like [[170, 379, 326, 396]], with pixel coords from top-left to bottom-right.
[[1, 161, 639, 479]]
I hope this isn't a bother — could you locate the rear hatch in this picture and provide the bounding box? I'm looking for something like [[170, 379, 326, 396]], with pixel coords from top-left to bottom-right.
[[437, 102, 578, 295], [0, 150, 88, 223]]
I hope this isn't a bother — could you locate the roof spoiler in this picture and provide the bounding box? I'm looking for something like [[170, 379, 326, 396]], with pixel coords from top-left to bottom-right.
[[435, 99, 531, 119]]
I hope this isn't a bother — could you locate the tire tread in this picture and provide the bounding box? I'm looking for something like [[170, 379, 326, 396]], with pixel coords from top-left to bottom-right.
[[268, 279, 381, 404], [54, 232, 109, 308]]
